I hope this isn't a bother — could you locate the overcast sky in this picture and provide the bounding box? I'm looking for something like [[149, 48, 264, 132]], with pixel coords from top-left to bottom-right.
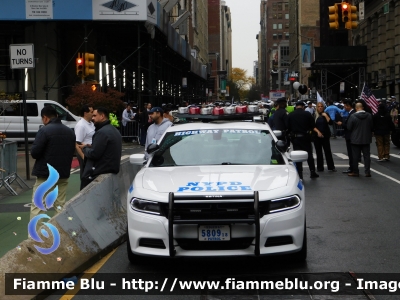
[[224, 0, 260, 78]]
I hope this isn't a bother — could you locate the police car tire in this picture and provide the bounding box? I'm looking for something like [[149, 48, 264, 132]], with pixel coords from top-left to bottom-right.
[[391, 130, 400, 148], [290, 224, 307, 262], [127, 235, 145, 265]]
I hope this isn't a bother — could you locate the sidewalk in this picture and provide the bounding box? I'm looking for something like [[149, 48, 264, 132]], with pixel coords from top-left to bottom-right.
[[0, 151, 81, 258], [0, 142, 142, 258]]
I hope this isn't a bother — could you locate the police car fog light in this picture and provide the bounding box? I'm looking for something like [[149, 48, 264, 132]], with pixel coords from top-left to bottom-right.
[[130, 198, 161, 215], [269, 195, 301, 214]]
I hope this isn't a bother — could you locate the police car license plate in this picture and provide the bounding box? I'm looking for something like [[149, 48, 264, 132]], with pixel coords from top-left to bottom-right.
[[198, 225, 230, 241]]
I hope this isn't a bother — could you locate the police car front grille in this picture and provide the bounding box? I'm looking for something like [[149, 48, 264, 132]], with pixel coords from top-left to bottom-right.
[[160, 202, 269, 221], [176, 238, 254, 250]]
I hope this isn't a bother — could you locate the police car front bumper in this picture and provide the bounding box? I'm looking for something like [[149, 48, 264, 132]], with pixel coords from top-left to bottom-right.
[[127, 192, 305, 257]]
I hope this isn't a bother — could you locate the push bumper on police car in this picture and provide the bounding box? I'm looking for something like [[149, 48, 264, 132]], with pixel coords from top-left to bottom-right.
[[127, 119, 308, 261], [127, 174, 306, 259]]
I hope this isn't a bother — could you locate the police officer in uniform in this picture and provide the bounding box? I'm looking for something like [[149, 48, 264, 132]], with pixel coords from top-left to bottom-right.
[[287, 101, 322, 179], [270, 97, 290, 145]]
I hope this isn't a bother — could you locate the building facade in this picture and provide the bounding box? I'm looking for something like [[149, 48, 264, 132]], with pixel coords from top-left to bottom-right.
[[259, 0, 290, 95], [352, 0, 400, 99], [289, 0, 320, 97], [208, 0, 232, 100]]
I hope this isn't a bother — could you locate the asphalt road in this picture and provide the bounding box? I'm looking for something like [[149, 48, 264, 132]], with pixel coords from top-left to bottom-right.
[[47, 137, 400, 300]]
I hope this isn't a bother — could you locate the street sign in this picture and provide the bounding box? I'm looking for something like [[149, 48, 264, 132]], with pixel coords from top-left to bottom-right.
[[9, 44, 35, 69]]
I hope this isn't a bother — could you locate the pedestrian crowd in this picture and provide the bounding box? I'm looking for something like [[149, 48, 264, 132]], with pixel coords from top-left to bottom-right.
[[268, 96, 398, 179]]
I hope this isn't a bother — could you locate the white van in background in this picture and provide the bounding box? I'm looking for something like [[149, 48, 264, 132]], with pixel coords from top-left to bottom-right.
[[0, 100, 80, 142]]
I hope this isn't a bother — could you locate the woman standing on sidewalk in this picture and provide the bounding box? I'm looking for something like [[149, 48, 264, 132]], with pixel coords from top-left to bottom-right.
[[313, 102, 337, 172]]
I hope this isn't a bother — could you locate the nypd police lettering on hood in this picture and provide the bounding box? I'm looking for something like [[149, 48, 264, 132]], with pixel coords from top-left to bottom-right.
[[177, 181, 252, 192]]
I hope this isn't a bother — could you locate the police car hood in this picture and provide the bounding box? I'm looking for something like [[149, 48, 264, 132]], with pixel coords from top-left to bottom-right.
[[141, 165, 289, 193]]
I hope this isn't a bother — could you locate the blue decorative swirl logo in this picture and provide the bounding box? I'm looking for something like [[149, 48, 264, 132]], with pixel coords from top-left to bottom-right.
[[28, 164, 61, 255]]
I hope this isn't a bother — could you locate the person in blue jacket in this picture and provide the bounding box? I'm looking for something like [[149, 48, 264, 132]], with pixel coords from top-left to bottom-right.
[[324, 102, 344, 138]]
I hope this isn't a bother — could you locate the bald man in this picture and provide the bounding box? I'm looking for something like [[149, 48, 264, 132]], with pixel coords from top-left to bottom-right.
[[346, 102, 373, 177]]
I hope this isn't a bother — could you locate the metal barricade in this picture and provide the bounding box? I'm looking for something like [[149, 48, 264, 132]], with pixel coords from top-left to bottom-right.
[[0, 140, 29, 195], [119, 121, 140, 142]]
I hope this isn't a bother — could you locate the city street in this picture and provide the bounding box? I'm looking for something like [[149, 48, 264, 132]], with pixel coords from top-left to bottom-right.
[[34, 137, 400, 300]]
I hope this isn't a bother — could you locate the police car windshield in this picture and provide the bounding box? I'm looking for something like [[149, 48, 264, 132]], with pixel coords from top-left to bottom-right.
[[149, 129, 285, 167]]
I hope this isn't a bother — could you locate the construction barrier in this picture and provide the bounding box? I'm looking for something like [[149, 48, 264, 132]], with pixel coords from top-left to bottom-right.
[[0, 160, 142, 299], [0, 140, 29, 195], [119, 121, 139, 142]]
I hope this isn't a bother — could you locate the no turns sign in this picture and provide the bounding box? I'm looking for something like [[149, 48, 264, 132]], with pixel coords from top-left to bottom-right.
[[9, 44, 35, 69]]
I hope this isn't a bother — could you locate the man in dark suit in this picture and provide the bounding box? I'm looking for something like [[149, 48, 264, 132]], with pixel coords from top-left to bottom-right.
[[342, 100, 355, 173]]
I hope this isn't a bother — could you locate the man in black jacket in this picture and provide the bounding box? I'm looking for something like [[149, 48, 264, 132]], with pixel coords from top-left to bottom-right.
[[287, 101, 322, 179], [347, 102, 374, 177], [30, 106, 75, 220], [342, 100, 355, 173], [79, 107, 122, 190]]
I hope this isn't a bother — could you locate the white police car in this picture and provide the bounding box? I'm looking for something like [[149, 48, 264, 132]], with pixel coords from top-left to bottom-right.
[[127, 120, 308, 263]]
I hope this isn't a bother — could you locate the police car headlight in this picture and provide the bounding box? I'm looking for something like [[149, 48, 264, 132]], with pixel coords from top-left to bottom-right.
[[269, 195, 301, 214], [130, 198, 161, 215]]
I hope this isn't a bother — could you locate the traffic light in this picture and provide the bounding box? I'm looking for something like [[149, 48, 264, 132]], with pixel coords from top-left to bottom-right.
[[328, 4, 339, 29], [76, 55, 84, 77], [84, 53, 95, 77], [345, 5, 358, 29], [342, 2, 349, 23], [91, 83, 101, 92]]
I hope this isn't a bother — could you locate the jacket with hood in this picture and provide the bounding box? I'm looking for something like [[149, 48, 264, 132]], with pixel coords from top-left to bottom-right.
[[145, 118, 172, 159], [347, 110, 373, 144]]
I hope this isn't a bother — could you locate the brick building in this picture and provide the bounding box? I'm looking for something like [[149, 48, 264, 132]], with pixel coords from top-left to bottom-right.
[[259, 0, 290, 95], [208, 0, 232, 100]]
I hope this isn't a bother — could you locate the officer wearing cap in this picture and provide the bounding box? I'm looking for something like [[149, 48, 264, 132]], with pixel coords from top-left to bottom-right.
[[288, 101, 322, 179], [145, 107, 173, 160], [269, 97, 290, 143]]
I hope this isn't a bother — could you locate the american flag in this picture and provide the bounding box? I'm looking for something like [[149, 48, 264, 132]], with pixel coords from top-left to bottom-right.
[[361, 84, 379, 114]]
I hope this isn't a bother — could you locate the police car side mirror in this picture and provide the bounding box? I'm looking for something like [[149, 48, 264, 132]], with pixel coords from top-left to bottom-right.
[[130, 154, 145, 165], [276, 140, 288, 152], [273, 130, 282, 138], [147, 143, 160, 154], [289, 151, 308, 162]]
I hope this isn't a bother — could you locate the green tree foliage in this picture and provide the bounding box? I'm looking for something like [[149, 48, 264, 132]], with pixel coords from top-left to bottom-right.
[[66, 84, 125, 115]]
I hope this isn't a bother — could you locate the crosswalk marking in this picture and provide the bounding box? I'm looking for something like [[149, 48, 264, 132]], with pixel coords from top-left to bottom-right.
[[333, 153, 349, 159], [390, 153, 400, 159]]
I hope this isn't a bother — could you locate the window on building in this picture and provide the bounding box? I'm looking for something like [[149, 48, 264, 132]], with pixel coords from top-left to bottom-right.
[[285, 13, 289, 19], [273, 34, 278, 39], [277, 2, 282, 10], [273, 43, 278, 47], [285, 23, 289, 28], [272, 3, 277, 10], [284, 3, 289, 10], [272, 13, 277, 19], [278, 13, 282, 19], [273, 24, 277, 29], [278, 33, 283, 39], [278, 24, 282, 29], [281, 46, 289, 56], [285, 33, 290, 39]]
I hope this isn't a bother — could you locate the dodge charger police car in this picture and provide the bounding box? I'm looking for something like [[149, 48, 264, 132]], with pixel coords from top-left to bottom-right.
[[127, 119, 308, 263]]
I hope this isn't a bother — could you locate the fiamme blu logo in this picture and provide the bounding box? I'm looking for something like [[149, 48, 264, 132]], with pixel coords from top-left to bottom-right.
[[27, 164, 61, 255]]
